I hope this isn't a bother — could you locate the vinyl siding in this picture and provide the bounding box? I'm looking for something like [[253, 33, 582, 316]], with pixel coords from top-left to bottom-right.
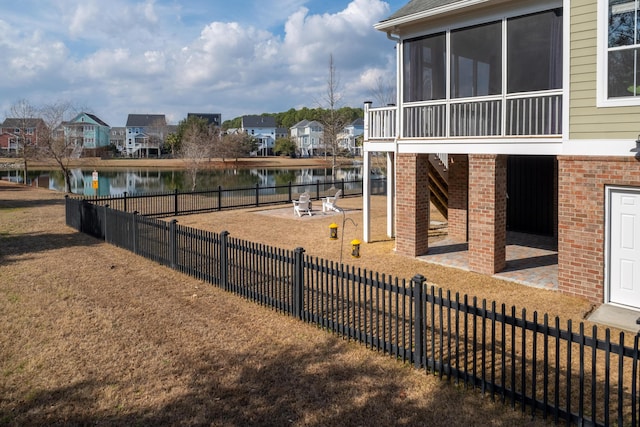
[[569, 0, 640, 139]]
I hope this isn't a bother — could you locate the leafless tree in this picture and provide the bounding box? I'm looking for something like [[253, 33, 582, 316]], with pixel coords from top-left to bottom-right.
[[8, 99, 39, 183], [38, 101, 78, 193], [147, 117, 169, 157], [179, 120, 215, 191], [316, 54, 349, 181], [368, 75, 397, 107]]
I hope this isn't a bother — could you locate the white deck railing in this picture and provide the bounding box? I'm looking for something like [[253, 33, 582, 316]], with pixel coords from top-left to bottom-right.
[[365, 90, 562, 141]]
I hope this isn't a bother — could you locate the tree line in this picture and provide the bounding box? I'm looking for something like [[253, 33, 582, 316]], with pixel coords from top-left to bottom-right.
[[221, 106, 364, 131]]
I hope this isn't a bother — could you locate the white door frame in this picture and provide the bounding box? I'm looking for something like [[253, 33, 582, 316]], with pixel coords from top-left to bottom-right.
[[604, 185, 640, 308]]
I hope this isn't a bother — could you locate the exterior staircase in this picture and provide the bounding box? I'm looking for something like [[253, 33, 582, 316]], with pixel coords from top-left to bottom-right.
[[428, 154, 448, 219], [70, 144, 83, 159]]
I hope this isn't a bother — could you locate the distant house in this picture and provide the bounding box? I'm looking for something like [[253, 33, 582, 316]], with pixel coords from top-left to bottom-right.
[[187, 113, 222, 127], [337, 118, 364, 156], [125, 114, 167, 158], [290, 120, 324, 156], [110, 127, 126, 154], [0, 118, 46, 155], [241, 115, 276, 156], [276, 127, 288, 141], [64, 112, 111, 157], [290, 120, 324, 157]]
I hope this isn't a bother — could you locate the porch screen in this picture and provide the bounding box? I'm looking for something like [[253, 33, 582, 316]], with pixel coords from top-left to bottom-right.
[[403, 33, 446, 102], [507, 9, 563, 93]]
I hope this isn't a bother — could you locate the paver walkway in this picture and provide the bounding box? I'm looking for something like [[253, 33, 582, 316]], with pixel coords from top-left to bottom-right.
[[419, 231, 558, 290]]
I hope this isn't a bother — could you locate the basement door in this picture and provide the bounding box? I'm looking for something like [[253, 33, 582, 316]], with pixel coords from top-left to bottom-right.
[[608, 187, 640, 308]]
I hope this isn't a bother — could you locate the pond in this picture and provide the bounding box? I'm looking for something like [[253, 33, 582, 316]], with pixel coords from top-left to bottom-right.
[[0, 166, 379, 196]]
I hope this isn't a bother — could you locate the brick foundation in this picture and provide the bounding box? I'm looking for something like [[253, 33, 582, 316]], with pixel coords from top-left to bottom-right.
[[395, 153, 430, 256], [448, 154, 469, 242], [468, 154, 507, 274], [558, 156, 640, 303]]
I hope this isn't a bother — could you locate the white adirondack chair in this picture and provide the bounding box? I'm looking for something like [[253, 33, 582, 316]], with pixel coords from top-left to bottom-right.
[[293, 192, 312, 217], [322, 189, 342, 212]]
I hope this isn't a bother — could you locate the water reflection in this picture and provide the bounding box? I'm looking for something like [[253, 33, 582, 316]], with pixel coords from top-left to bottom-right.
[[0, 166, 372, 196]]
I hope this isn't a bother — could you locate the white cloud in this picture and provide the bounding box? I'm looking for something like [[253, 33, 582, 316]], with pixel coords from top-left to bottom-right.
[[1, 0, 398, 126]]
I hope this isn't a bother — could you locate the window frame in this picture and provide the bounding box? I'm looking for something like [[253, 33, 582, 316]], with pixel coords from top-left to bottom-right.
[[598, 0, 640, 106]]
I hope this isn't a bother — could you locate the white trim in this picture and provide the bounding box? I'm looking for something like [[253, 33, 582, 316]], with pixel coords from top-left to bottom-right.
[[396, 140, 563, 155], [604, 185, 640, 307], [605, 185, 614, 305], [390, 137, 639, 156], [375, 0, 492, 32], [562, 0, 570, 138], [562, 138, 639, 156]]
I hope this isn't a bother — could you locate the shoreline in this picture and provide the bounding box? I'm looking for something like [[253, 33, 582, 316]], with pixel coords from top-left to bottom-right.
[[0, 156, 358, 170]]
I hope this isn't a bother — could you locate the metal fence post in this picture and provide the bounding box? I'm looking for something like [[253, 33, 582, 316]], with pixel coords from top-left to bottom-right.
[[174, 188, 179, 217], [132, 211, 138, 255], [170, 219, 178, 269], [255, 183, 260, 207], [103, 204, 109, 243], [294, 247, 305, 319], [340, 179, 345, 196], [123, 191, 128, 212], [80, 199, 88, 234], [288, 181, 292, 202], [412, 274, 426, 369], [316, 180, 320, 200], [218, 185, 222, 211], [220, 231, 229, 290]]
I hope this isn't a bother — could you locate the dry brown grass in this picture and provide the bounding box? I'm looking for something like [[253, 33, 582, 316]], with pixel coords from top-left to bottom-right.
[[0, 180, 588, 426]]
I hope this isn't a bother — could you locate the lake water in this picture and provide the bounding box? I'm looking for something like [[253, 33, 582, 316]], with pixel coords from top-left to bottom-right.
[[0, 166, 373, 196]]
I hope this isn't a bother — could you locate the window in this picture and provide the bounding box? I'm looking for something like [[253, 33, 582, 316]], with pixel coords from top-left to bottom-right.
[[607, 0, 640, 97]]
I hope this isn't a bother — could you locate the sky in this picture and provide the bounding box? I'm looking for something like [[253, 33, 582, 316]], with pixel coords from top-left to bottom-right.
[[0, 0, 407, 127]]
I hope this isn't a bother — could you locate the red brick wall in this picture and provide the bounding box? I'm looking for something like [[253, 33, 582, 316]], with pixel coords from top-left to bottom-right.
[[395, 153, 430, 256], [448, 154, 468, 242], [468, 154, 507, 274], [558, 156, 640, 303]]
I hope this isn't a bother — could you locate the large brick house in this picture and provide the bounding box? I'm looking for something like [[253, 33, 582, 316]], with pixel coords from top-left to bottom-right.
[[362, 0, 640, 310]]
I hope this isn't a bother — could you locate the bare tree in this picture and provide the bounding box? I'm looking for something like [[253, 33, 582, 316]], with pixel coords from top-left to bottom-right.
[[368, 75, 397, 107], [38, 101, 77, 193], [147, 117, 169, 158], [179, 119, 215, 191], [8, 99, 39, 183], [316, 54, 349, 181]]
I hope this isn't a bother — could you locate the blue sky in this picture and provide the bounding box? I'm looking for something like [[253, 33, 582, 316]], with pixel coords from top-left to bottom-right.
[[1, 0, 407, 126]]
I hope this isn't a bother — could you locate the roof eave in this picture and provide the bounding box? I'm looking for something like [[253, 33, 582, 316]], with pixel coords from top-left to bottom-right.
[[374, 0, 490, 33]]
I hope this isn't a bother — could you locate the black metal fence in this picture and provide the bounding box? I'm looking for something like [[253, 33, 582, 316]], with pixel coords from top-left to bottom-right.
[[65, 196, 640, 427], [73, 178, 386, 217]]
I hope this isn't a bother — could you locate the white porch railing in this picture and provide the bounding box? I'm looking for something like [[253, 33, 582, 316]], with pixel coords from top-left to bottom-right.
[[365, 104, 397, 140], [364, 90, 562, 141]]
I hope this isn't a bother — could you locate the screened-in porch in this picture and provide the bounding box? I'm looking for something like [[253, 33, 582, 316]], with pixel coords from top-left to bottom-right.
[[365, 7, 563, 142]]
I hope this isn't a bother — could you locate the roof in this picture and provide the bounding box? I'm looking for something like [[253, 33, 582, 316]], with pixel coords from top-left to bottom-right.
[[69, 112, 109, 128], [290, 119, 310, 129], [241, 115, 276, 128], [85, 113, 109, 127], [350, 118, 364, 127], [1, 118, 45, 129], [376, 0, 486, 31], [126, 114, 166, 127], [188, 113, 221, 126]]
